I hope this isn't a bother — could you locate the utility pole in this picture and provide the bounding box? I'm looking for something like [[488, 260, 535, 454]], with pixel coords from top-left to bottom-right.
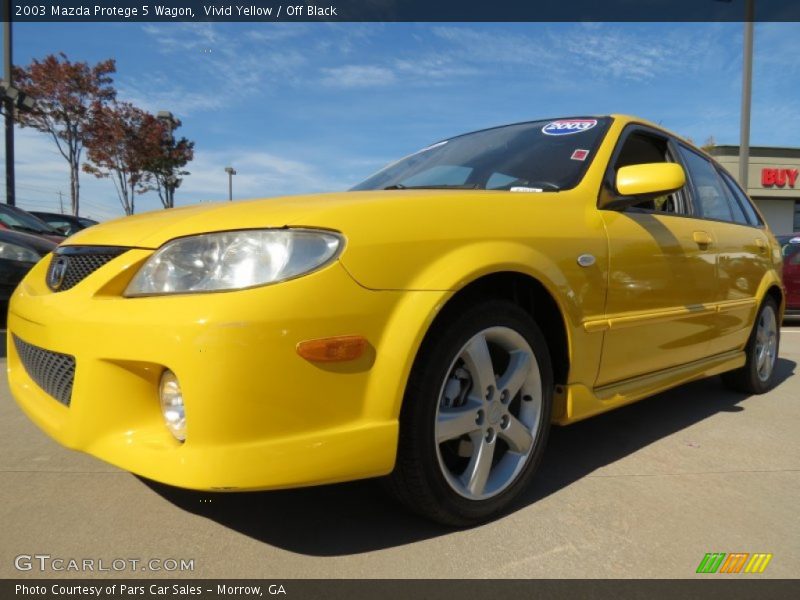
[[58, 190, 64, 214], [3, 2, 15, 206], [739, 0, 755, 189]]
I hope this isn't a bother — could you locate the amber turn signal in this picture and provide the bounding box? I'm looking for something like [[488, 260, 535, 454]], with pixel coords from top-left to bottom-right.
[[296, 335, 368, 362]]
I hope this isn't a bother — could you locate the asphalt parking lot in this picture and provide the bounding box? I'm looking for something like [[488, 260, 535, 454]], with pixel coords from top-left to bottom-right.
[[1, 327, 798, 580]]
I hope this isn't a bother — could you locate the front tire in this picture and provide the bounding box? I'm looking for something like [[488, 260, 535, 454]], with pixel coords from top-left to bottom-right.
[[386, 301, 553, 526], [722, 296, 780, 394]]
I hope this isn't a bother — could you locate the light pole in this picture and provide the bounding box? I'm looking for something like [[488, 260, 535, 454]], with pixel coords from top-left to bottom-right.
[[739, 0, 755, 189], [224, 166, 236, 201], [157, 110, 178, 207], [2, 7, 34, 207], [714, 0, 755, 188], [4, 2, 15, 206]]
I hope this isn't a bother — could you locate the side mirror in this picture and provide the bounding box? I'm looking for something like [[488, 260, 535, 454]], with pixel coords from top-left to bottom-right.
[[599, 162, 686, 210]]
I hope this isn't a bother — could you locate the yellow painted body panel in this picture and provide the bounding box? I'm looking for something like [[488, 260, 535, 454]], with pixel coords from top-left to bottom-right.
[[7, 114, 784, 490]]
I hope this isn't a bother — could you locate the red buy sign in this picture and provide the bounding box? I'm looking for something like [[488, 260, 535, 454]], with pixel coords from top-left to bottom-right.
[[762, 168, 799, 188]]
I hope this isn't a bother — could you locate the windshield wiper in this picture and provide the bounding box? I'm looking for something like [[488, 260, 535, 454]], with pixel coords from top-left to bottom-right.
[[383, 183, 481, 190]]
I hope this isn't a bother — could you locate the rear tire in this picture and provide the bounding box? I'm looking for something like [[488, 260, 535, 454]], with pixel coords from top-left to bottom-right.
[[385, 300, 553, 526], [722, 296, 780, 394]]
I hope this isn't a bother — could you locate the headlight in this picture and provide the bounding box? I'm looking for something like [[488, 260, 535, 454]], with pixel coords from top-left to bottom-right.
[[0, 241, 41, 263], [125, 229, 342, 296]]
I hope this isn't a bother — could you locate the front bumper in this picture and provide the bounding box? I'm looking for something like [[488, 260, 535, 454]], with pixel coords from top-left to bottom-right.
[[7, 250, 412, 491]]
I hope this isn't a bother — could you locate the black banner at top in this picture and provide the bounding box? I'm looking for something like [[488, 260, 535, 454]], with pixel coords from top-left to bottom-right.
[[7, 0, 800, 22]]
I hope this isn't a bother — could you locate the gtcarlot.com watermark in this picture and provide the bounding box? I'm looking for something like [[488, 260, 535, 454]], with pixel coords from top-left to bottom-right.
[[14, 554, 195, 573]]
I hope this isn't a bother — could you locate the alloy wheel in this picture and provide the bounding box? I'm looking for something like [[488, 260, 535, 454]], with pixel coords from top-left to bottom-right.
[[434, 326, 543, 500]]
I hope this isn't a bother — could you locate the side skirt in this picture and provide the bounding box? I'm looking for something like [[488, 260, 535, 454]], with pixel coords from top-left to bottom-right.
[[555, 350, 746, 425]]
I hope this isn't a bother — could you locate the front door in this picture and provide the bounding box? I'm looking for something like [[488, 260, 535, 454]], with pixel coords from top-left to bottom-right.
[[594, 127, 719, 387], [597, 211, 718, 386]]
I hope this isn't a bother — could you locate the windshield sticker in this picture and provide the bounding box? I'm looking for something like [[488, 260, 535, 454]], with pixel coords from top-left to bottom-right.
[[510, 186, 544, 193], [571, 149, 590, 161], [542, 119, 598, 136]]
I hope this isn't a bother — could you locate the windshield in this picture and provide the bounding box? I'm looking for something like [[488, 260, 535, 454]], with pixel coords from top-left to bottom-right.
[[351, 117, 612, 192], [0, 206, 60, 235]]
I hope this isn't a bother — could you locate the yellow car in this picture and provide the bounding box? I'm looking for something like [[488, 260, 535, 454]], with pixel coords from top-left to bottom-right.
[[8, 115, 783, 525]]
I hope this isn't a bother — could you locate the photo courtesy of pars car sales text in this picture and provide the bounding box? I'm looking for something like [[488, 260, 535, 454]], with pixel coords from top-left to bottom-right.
[[15, 584, 284, 596]]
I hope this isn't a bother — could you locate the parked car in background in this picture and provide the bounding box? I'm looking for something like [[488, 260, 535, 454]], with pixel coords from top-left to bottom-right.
[[0, 229, 56, 327], [30, 211, 99, 237], [0, 204, 66, 244], [778, 234, 800, 317], [7, 114, 785, 525]]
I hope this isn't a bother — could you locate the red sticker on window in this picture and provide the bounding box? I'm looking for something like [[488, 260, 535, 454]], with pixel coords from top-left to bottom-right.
[[571, 149, 589, 161]]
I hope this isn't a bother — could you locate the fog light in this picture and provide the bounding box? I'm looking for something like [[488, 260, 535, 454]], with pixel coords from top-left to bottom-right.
[[160, 370, 186, 442]]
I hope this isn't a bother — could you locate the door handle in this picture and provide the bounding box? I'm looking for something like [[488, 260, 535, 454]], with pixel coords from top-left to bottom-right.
[[755, 238, 768, 254], [693, 231, 713, 247]]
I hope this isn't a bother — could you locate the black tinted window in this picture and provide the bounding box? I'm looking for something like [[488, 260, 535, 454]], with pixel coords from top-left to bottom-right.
[[719, 169, 762, 226], [352, 117, 611, 192], [678, 145, 735, 222], [611, 131, 686, 214]]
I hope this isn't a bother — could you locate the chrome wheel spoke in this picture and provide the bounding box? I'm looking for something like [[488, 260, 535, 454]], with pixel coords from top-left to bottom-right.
[[499, 414, 534, 453], [461, 432, 495, 496], [461, 333, 497, 399], [437, 400, 483, 442], [756, 347, 767, 370], [496, 350, 532, 400]]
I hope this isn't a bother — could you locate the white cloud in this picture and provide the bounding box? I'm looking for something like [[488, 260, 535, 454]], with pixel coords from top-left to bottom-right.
[[319, 65, 397, 88], [1, 129, 124, 220], [175, 148, 347, 203], [1, 128, 355, 220]]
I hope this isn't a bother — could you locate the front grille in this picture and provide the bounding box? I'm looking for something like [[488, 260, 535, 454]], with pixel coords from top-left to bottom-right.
[[13, 335, 76, 407], [46, 246, 129, 292]]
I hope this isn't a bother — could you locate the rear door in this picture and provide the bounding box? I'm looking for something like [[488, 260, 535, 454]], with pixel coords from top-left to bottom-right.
[[675, 144, 769, 356]]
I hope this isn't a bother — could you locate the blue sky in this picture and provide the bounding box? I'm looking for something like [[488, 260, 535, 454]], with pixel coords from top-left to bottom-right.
[[2, 21, 800, 220]]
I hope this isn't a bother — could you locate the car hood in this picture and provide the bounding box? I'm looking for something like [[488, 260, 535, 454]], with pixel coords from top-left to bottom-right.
[[64, 189, 582, 290], [64, 192, 392, 248], [66, 190, 577, 246]]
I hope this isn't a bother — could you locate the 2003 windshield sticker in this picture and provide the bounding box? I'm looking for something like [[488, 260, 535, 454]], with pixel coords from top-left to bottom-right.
[[542, 119, 598, 136]]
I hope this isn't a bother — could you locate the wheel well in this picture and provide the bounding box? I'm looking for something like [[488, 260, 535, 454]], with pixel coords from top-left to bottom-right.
[[429, 272, 570, 386], [766, 285, 783, 311]]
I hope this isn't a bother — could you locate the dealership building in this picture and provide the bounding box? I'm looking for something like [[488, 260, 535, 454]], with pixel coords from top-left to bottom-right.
[[709, 145, 800, 235]]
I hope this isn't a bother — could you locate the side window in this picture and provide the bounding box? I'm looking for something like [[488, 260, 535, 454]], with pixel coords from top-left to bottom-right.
[[612, 131, 685, 214], [718, 180, 749, 225], [719, 169, 763, 226], [677, 145, 737, 222]]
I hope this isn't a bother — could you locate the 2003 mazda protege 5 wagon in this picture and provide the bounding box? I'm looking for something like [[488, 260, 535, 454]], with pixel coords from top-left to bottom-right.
[[8, 115, 783, 525]]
